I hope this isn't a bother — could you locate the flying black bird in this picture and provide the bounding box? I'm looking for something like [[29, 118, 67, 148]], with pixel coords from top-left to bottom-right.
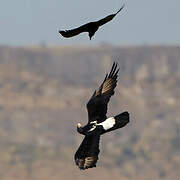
[[59, 4, 125, 40], [74, 62, 130, 170]]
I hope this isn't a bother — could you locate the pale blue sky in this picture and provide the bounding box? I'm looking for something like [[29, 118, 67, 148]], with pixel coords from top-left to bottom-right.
[[0, 0, 180, 46]]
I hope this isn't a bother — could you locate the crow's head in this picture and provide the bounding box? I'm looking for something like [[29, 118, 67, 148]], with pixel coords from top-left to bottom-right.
[[88, 26, 99, 40], [89, 32, 95, 40]]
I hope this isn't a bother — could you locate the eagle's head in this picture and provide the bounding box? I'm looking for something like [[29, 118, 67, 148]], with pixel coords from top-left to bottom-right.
[[77, 123, 84, 134]]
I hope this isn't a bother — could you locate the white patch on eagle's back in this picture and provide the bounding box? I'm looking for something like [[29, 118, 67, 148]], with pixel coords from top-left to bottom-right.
[[98, 117, 115, 130], [88, 125, 96, 132], [90, 121, 97, 124], [88, 121, 97, 132]]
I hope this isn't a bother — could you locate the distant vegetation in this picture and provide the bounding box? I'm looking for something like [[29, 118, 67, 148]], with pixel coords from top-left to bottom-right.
[[0, 45, 179, 180]]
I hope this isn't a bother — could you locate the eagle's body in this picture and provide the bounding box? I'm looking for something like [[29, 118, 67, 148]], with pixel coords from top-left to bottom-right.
[[75, 62, 130, 170], [59, 4, 125, 40]]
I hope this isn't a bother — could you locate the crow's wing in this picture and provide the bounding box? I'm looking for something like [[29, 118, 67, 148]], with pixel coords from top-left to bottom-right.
[[74, 129, 101, 170], [59, 22, 92, 38], [97, 4, 125, 27], [86, 62, 119, 123]]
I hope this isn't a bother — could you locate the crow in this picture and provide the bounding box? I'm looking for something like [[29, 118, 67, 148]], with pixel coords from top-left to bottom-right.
[[74, 62, 130, 170], [59, 4, 125, 40]]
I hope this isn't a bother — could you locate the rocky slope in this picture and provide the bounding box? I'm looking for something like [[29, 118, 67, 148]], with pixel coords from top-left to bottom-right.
[[0, 45, 179, 180]]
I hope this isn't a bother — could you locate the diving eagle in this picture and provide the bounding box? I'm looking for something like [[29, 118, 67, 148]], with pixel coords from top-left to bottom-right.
[[59, 4, 125, 40], [75, 62, 130, 170]]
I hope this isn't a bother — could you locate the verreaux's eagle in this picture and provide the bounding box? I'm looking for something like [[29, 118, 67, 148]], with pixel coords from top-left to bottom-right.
[[59, 4, 125, 40], [74, 62, 130, 170]]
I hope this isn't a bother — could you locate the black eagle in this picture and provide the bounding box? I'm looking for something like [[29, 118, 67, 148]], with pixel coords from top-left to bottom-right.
[[75, 62, 130, 170], [59, 4, 125, 40]]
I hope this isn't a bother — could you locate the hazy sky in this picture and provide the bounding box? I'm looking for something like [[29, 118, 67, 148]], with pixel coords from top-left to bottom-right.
[[0, 0, 180, 46]]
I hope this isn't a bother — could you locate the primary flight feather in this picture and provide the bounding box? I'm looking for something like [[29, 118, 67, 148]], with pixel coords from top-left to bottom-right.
[[59, 4, 125, 40], [75, 62, 130, 170]]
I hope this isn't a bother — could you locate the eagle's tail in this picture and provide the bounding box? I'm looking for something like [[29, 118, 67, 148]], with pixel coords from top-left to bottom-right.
[[114, 111, 129, 128], [102, 111, 129, 134]]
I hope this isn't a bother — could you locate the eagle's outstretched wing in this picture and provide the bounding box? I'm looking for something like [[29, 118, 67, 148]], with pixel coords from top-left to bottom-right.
[[74, 129, 101, 170], [97, 4, 125, 26], [86, 62, 119, 123], [59, 23, 91, 38]]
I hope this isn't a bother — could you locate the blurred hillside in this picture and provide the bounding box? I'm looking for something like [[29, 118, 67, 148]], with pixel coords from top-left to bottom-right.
[[0, 45, 180, 180]]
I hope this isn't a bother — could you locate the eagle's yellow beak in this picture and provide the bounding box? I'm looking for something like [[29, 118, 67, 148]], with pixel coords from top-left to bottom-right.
[[77, 123, 81, 128]]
